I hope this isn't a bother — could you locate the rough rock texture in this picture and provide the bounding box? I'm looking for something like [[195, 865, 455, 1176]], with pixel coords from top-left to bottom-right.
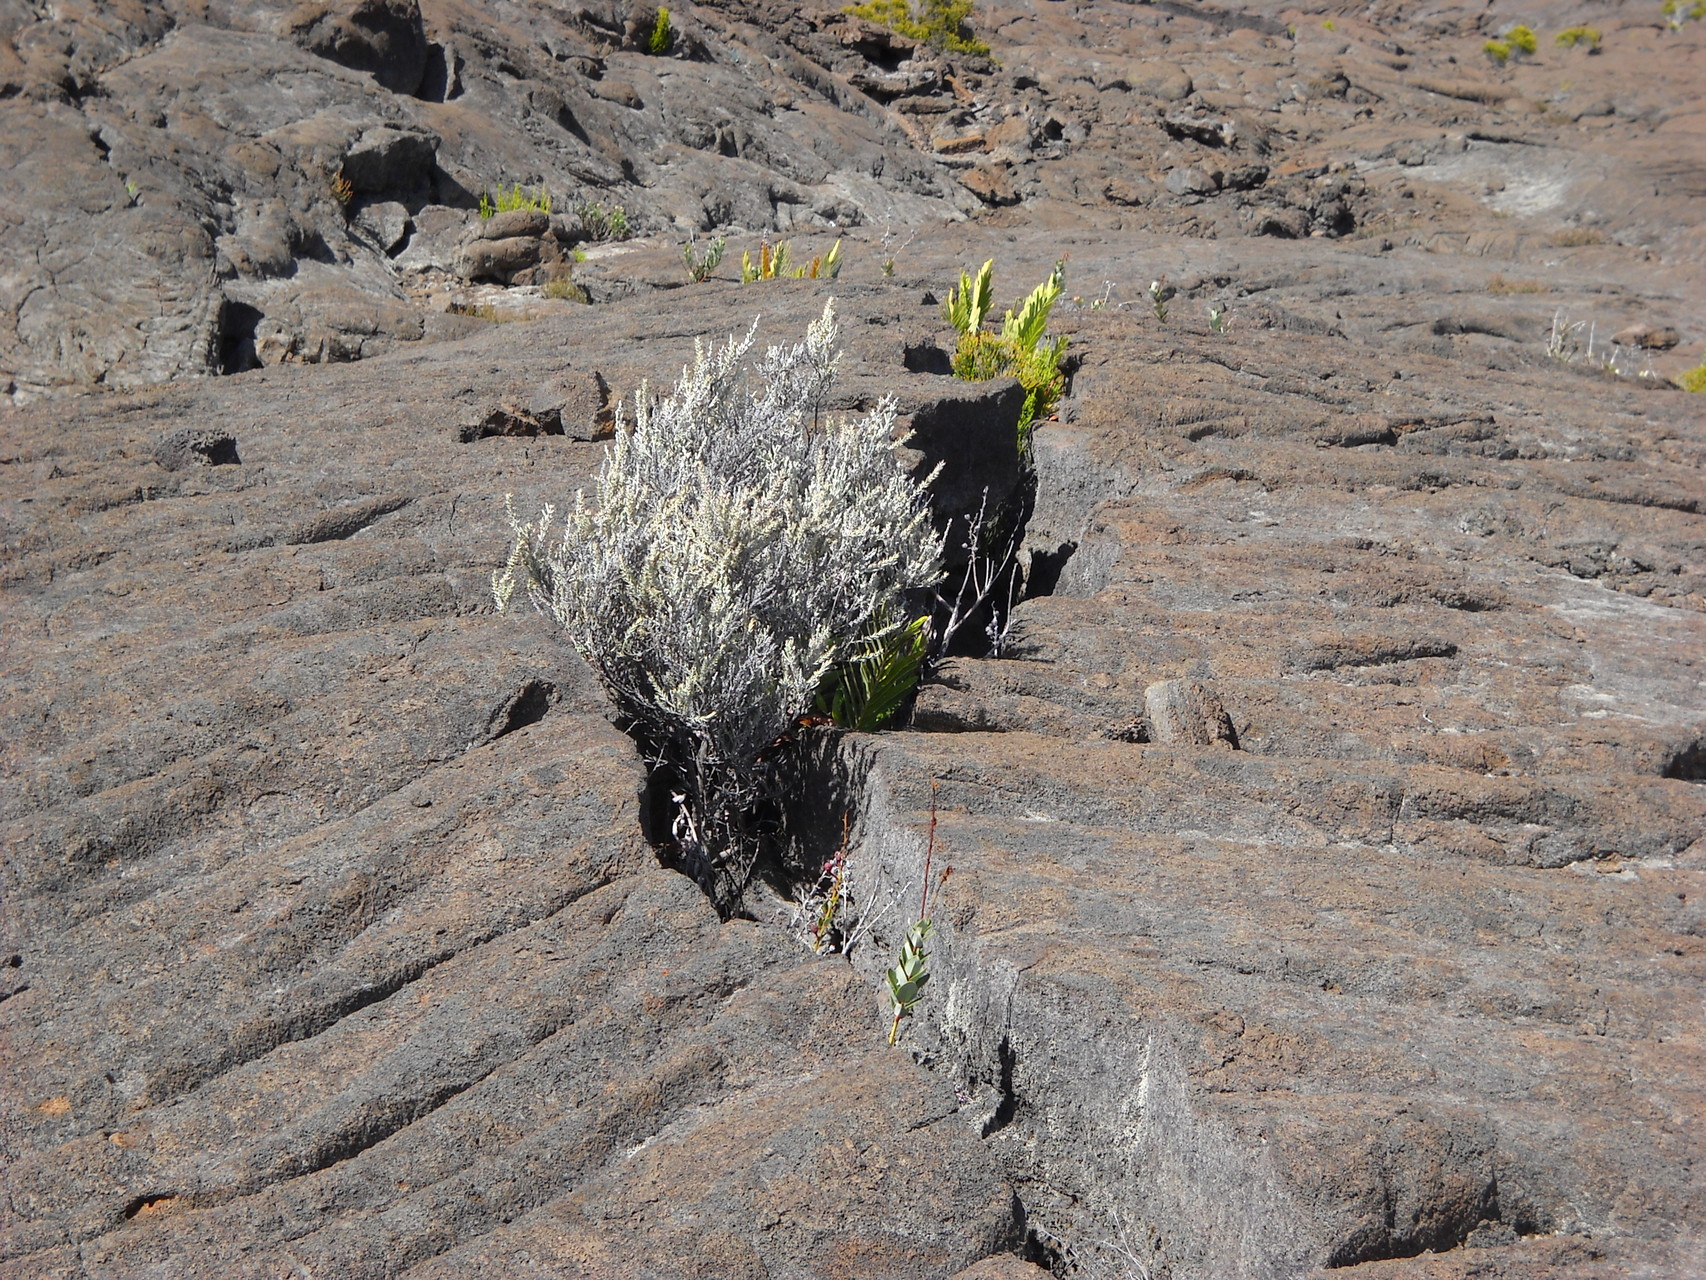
[[3, 0, 1705, 1276], [7, 0, 1704, 402]]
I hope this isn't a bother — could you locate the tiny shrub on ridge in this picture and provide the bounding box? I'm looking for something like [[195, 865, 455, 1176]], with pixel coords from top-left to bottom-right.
[[494, 302, 941, 910], [647, 7, 674, 54], [846, 0, 990, 56], [576, 202, 631, 242], [944, 259, 1069, 453], [480, 183, 551, 219]]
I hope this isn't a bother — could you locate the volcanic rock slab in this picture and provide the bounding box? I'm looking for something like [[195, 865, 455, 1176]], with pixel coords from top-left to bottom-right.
[[4, 242, 1702, 1275], [3, 0, 1706, 1274]]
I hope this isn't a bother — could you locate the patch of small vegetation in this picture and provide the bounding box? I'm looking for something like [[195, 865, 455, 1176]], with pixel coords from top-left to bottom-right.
[[447, 301, 541, 323], [944, 258, 1068, 454], [1483, 39, 1511, 64], [1505, 24, 1538, 54], [479, 183, 552, 220], [1321, 18, 1337, 31], [1678, 362, 1706, 392], [846, 0, 991, 57], [1487, 273, 1549, 294], [542, 268, 589, 303], [1551, 227, 1606, 247], [329, 169, 355, 211], [646, 7, 674, 54], [682, 235, 727, 282], [1662, 0, 1706, 29], [740, 238, 843, 282], [1555, 25, 1601, 49], [576, 201, 631, 242], [493, 303, 942, 911]]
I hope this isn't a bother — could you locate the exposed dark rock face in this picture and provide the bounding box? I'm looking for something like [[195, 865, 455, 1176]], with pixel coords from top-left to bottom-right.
[[2, 0, 1704, 1276]]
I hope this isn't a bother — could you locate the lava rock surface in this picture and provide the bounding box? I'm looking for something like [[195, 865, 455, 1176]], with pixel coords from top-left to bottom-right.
[[2, 0, 1703, 1277]]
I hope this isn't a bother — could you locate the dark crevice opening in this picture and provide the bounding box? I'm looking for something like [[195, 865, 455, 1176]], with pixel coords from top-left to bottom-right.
[[488, 679, 555, 741], [1323, 1174, 1505, 1269], [416, 42, 461, 102], [1023, 540, 1077, 600], [217, 301, 265, 375], [980, 1035, 1020, 1137], [122, 1193, 180, 1220], [1020, 1227, 1065, 1273], [903, 340, 953, 375], [634, 723, 871, 926], [1662, 739, 1705, 782]]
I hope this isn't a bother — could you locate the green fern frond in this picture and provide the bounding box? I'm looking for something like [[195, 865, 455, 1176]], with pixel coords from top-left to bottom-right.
[[945, 259, 995, 334], [1001, 258, 1065, 350], [816, 614, 929, 730]]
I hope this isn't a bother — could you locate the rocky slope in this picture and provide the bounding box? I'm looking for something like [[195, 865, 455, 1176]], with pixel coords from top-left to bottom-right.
[[2, 0, 1703, 1277]]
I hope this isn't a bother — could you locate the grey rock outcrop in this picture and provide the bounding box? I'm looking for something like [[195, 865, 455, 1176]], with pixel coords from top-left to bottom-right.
[[3, 0, 1706, 1275]]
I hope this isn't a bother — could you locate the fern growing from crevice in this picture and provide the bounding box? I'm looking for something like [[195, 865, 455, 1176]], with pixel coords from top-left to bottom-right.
[[814, 613, 929, 731], [947, 258, 1068, 455]]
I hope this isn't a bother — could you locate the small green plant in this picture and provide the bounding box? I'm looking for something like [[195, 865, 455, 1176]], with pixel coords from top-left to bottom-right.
[[1208, 304, 1229, 333], [886, 783, 950, 1045], [886, 919, 934, 1043], [647, 7, 674, 54], [1322, 18, 1336, 31], [944, 259, 995, 334], [878, 229, 917, 279], [1505, 23, 1538, 54], [1555, 24, 1601, 48], [330, 170, 355, 210], [1676, 362, 1706, 392], [123, 178, 140, 205], [743, 239, 790, 281], [577, 202, 631, 241], [542, 269, 588, 303], [946, 259, 1068, 452], [846, 0, 991, 56], [740, 239, 843, 282], [815, 614, 929, 730], [1661, 0, 1706, 29], [808, 240, 844, 279], [682, 235, 727, 282], [1483, 39, 1510, 63], [480, 183, 552, 220], [1149, 277, 1169, 324]]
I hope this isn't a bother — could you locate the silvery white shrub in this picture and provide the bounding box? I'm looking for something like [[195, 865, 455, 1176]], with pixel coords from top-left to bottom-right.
[[494, 300, 943, 906]]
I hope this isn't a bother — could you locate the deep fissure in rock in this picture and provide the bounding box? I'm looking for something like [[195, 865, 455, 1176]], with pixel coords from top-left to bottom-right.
[[488, 678, 555, 740], [216, 301, 265, 375], [1662, 738, 1706, 782]]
